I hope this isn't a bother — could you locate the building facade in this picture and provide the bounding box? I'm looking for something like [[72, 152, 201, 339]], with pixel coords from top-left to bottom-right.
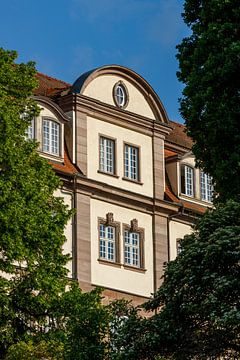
[[33, 65, 213, 305]]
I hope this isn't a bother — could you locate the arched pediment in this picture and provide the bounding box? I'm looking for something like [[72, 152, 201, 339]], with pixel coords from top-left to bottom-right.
[[71, 65, 169, 124], [33, 95, 69, 123]]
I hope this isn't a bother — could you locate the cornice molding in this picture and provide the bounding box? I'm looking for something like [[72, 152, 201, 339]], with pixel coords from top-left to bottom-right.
[[75, 175, 180, 216], [76, 95, 172, 137]]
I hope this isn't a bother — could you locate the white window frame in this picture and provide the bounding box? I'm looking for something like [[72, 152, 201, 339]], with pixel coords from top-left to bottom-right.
[[124, 144, 139, 181], [124, 230, 140, 268], [99, 223, 116, 262], [200, 172, 213, 202], [42, 118, 60, 156], [25, 118, 34, 140], [116, 85, 125, 107], [113, 81, 128, 108], [181, 165, 194, 197], [99, 136, 115, 174]]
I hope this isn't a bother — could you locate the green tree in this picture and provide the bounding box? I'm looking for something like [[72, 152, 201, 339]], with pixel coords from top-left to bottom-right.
[[0, 48, 71, 356], [116, 202, 240, 359], [176, 0, 240, 202], [59, 284, 110, 360]]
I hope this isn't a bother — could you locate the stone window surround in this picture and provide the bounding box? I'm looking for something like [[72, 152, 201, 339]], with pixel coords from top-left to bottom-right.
[[98, 213, 121, 265], [97, 214, 146, 272], [122, 219, 145, 270]]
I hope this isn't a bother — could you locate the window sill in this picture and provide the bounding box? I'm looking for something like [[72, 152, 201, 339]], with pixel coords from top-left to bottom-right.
[[123, 264, 146, 273], [98, 259, 122, 268], [39, 151, 64, 163], [97, 170, 119, 178], [180, 193, 213, 206], [122, 177, 143, 185]]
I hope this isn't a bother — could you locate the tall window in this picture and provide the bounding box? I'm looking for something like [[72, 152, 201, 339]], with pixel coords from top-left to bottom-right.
[[98, 213, 120, 263], [123, 219, 144, 269], [25, 118, 34, 139], [43, 119, 60, 156], [99, 136, 115, 174], [99, 224, 116, 261], [124, 231, 140, 267], [124, 144, 139, 181], [200, 172, 213, 202], [181, 165, 194, 197]]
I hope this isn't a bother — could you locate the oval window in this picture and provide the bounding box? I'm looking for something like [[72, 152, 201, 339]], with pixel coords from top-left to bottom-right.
[[113, 82, 128, 108]]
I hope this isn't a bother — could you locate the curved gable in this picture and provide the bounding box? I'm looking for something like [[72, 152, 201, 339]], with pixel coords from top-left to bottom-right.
[[72, 65, 169, 124]]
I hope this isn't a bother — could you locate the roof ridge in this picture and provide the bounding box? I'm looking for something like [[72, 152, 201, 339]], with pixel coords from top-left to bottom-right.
[[36, 71, 71, 87]]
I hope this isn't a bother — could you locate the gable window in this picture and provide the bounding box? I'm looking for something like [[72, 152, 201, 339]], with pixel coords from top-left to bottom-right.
[[123, 219, 144, 269], [124, 144, 140, 181], [181, 165, 194, 197], [98, 213, 120, 263], [43, 119, 60, 156], [200, 172, 213, 202], [99, 136, 116, 174], [113, 81, 128, 109], [25, 118, 34, 139]]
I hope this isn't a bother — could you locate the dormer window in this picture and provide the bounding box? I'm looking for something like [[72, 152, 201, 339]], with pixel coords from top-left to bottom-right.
[[200, 172, 213, 202], [113, 81, 128, 109], [42, 118, 60, 156], [181, 165, 194, 197]]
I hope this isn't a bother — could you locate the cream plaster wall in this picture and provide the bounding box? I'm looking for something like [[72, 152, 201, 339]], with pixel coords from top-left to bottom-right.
[[90, 199, 154, 297], [83, 75, 156, 119], [55, 189, 73, 277], [87, 117, 153, 197], [169, 220, 192, 261]]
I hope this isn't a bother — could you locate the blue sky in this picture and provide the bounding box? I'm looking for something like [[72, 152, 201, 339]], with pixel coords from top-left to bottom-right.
[[0, 0, 189, 122]]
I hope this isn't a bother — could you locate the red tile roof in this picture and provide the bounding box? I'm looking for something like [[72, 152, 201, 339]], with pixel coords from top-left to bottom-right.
[[35, 72, 70, 97], [50, 147, 79, 175], [164, 149, 178, 158], [166, 120, 193, 150]]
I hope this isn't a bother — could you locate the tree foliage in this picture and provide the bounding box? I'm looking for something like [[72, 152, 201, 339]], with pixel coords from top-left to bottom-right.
[[176, 0, 240, 202], [0, 48, 72, 356], [0, 48, 124, 360], [115, 202, 240, 359]]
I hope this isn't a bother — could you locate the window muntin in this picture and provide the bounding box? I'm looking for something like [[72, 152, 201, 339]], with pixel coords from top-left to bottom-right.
[[116, 85, 125, 107], [25, 118, 34, 139], [98, 213, 120, 264], [124, 230, 140, 267], [99, 136, 115, 174], [43, 119, 60, 156], [123, 219, 144, 269], [113, 82, 128, 109], [181, 165, 194, 197], [200, 172, 213, 202], [99, 224, 116, 262], [124, 144, 139, 181]]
